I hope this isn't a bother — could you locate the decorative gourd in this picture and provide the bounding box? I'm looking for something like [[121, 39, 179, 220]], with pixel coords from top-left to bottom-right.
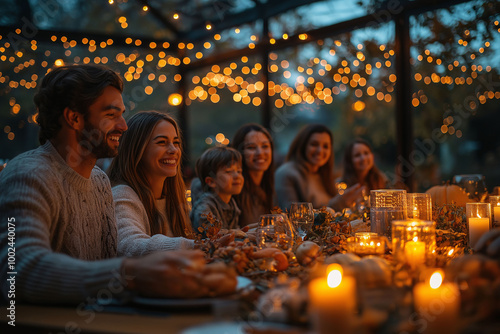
[[324, 253, 361, 266], [325, 254, 391, 288], [425, 183, 470, 207]]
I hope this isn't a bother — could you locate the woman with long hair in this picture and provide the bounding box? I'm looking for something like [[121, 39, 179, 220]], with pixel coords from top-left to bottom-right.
[[109, 111, 194, 256], [340, 138, 388, 192], [275, 124, 365, 211], [231, 123, 276, 226]]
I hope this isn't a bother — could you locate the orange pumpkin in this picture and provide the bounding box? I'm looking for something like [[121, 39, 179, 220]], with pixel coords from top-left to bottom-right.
[[425, 183, 470, 207]]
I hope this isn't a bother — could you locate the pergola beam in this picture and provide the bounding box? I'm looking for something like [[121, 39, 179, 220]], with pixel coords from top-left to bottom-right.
[[179, 0, 325, 41], [137, 0, 181, 37]]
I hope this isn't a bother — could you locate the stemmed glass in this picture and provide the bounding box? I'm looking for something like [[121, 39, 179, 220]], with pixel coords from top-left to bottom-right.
[[256, 214, 294, 251], [452, 174, 488, 202], [289, 202, 314, 240]]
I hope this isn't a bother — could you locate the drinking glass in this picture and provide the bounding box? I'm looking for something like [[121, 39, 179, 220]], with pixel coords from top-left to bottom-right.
[[370, 189, 407, 237], [452, 174, 488, 202], [289, 202, 314, 240], [256, 214, 294, 251]]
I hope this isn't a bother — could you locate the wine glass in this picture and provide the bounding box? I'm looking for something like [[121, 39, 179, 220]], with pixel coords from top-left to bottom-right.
[[452, 174, 488, 202], [257, 214, 294, 251], [289, 202, 314, 240]]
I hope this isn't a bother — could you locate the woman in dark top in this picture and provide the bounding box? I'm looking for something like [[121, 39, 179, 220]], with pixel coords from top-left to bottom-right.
[[231, 123, 276, 226], [340, 138, 388, 191], [275, 124, 364, 211]]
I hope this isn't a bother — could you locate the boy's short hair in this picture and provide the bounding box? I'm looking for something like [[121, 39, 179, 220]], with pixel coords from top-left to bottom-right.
[[196, 146, 242, 189]]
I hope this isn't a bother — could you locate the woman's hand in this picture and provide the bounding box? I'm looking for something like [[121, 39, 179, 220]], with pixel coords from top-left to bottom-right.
[[342, 183, 367, 207]]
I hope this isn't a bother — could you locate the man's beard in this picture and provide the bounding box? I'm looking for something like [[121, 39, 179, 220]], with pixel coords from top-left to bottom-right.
[[77, 122, 119, 159]]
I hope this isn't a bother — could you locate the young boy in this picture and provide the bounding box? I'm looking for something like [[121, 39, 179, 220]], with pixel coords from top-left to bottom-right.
[[190, 146, 244, 230]]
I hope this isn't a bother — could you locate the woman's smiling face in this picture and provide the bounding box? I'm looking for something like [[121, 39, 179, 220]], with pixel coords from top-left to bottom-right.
[[242, 130, 272, 173], [351, 143, 374, 174], [305, 132, 331, 171], [141, 120, 181, 181]]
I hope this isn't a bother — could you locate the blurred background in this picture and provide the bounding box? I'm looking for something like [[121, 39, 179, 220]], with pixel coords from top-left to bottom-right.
[[0, 0, 499, 191]]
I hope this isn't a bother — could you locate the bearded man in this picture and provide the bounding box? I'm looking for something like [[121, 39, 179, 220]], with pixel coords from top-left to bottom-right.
[[0, 65, 208, 304]]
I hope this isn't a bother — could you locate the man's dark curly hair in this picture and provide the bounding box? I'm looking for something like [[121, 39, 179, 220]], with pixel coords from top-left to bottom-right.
[[34, 64, 123, 144]]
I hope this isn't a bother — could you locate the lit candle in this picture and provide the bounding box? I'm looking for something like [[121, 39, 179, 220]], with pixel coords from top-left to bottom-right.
[[308, 264, 356, 334], [468, 215, 490, 249], [413, 271, 460, 334], [412, 205, 419, 219], [404, 236, 426, 268], [348, 233, 386, 256], [493, 206, 500, 226]]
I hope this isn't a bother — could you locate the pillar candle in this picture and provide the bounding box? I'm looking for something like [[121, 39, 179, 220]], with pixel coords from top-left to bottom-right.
[[493, 207, 500, 226], [309, 265, 356, 334], [468, 217, 490, 249], [413, 271, 460, 334], [405, 237, 426, 268]]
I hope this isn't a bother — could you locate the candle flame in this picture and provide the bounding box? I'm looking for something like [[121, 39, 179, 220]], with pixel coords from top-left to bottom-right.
[[448, 248, 454, 256], [412, 236, 418, 242], [430, 272, 443, 289], [477, 214, 482, 219], [327, 264, 343, 288]]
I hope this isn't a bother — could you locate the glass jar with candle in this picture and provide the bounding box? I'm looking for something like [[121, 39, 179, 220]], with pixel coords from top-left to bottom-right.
[[406, 193, 432, 220], [489, 196, 500, 228], [346, 232, 387, 256], [392, 219, 436, 269], [466, 203, 491, 249]]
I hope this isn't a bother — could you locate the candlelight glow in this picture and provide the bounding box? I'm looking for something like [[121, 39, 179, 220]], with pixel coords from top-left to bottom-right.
[[327, 264, 343, 288], [448, 248, 454, 256], [430, 272, 443, 289]]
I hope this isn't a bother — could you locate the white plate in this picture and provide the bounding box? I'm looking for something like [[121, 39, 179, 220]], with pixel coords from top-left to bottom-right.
[[181, 321, 296, 334], [132, 276, 252, 309], [182, 321, 244, 334]]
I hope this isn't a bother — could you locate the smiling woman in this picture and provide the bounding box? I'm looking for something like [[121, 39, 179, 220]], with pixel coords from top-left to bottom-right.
[[108, 111, 195, 257], [275, 124, 365, 211], [339, 138, 388, 193], [231, 123, 276, 226]]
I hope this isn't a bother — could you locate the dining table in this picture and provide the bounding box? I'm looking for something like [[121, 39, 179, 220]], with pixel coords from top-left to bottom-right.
[[0, 303, 218, 334]]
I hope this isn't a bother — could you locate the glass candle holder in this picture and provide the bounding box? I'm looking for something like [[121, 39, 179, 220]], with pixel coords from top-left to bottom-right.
[[406, 193, 432, 221], [392, 220, 436, 269], [370, 189, 407, 237], [489, 196, 500, 228], [466, 203, 491, 249], [346, 233, 387, 256]]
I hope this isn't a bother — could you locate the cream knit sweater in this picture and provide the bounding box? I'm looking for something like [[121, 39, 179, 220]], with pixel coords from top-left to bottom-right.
[[0, 141, 124, 304], [112, 184, 194, 257]]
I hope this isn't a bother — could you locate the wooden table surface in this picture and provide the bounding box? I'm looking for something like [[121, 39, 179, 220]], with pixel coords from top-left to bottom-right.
[[0, 303, 218, 334]]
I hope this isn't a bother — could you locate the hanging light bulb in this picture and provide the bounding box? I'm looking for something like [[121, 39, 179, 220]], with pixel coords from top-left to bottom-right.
[[168, 93, 183, 106]]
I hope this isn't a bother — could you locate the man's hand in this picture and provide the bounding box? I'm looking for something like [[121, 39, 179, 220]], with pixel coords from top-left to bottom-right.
[[121, 250, 237, 298]]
